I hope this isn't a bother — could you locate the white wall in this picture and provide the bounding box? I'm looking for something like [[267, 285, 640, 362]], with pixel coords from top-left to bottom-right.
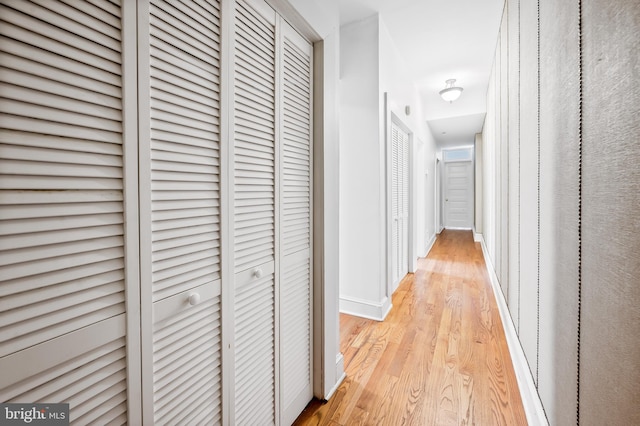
[[378, 19, 437, 258], [338, 15, 438, 320], [338, 16, 390, 319]]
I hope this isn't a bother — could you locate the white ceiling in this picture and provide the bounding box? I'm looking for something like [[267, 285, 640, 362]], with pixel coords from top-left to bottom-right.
[[337, 0, 505, 148]]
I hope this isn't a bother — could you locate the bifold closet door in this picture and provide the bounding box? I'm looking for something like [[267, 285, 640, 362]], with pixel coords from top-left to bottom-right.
[[400, 129, 409, 278], [0, 0, 136, 423], [139, 0, 223, 424], [278, 21, 313, 425], [232, 1, 314, 423], [232, 0, 277, 423], [391, 123, 409, 286]]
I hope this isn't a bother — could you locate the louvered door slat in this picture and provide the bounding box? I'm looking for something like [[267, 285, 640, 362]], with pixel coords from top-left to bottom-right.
[[279, 22, 313, 426], [150, 60, 220, 101], [0, 316, 128, 424], [146, 0, 222, 424], [1, 69, 120, 110], [56, 0, 121, 29], [86, 0, 121, 17], [149, 10, 218, 55], [153, 297, 222, 423], [6, 341, 124, 403], [0, 41, 121, 92], [235, 275, 275, 424], [10, 0, 121, 42], [0, 9, 120, 72], [0, 1, 130, 423]]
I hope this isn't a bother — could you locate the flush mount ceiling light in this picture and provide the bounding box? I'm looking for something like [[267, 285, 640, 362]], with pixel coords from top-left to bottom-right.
[[439, 79, 463, 103]]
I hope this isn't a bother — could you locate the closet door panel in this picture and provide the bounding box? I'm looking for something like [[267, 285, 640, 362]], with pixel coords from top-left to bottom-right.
[[149, 0, 222, 302], [391, 122, 409, 286], [0, 316, 128, 424], [152, 287, 222, 424], [145, 0, 222, 423], [391, 125, 400, 284], [400, 130, 409, 275], [233, 0, 277, 424], [279, 21, 313, 425], [0, 1, 130, 423]]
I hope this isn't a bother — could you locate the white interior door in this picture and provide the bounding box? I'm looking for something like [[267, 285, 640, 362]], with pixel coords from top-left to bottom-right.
[[278, 19, 314, 426], [232, 2, 314, 423], [0, 1, 137, 423], [444, 161, 474, 229], [140, 0, 223, 424], [232, 0, 277, 423], [1, 1, 314, 424], [391, 122, 409, 287]]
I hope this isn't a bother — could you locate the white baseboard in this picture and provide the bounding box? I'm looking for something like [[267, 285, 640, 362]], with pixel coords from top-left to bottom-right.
[[444, 226, 473, 231], [473, 228, 482, 242], [339, 295, 392, 321], [479, 237, 548, 426], [324, 353, 346, 401]]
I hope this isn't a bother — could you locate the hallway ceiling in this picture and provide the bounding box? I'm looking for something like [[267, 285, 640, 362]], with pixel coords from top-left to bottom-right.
[[337, 0, 505, 148]]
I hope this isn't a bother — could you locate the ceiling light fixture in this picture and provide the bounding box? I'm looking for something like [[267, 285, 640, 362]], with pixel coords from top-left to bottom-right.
[[439, 79, 463, 103]]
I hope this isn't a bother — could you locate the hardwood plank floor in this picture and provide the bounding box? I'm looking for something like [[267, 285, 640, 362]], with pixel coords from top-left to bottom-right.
[[294, 230, 527, 426]]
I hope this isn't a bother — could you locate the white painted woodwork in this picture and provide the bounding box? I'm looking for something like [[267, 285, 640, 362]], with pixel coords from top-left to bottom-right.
[[232, 0, 278, 423], [278, 19, 314, 426], [0, 1, 130, 423], [444, 161, 474, 229], [391, 122, 409, 287], [0, 1, 315, 424], [139, 0, 224, 423]]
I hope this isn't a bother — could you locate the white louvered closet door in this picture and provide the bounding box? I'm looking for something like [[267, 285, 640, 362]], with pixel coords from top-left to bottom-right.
[[279, 21, 313, 426], [141, 0, 223, 424], [0, 1, 136, 424], [400, 129, 409, 279], [391, 125, 400, 284], [391, 122, 409, 286], [232, 0, 277, 423]]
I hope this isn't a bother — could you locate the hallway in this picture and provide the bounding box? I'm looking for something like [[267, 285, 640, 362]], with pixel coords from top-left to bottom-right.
[[295, 230, 526, 425]]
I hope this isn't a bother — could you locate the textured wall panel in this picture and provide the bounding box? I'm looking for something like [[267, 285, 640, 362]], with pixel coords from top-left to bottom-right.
[[517, 0, 540, 382], [499, 7, 510, 299], [538, 0, 581, 423], [482, 58, 497, 272], [493, 42, 502, 279], [581, 0, 640, 423], [507, 0, 521, 331], [482, 65, 497, 268]]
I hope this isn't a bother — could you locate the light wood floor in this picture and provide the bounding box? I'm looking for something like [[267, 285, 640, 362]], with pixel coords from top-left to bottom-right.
[[294, 230, 527, 426]]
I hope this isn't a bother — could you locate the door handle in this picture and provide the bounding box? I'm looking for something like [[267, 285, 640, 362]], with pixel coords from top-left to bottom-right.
[[188, 293, 201, 306], [253, 267, 263, 279]]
